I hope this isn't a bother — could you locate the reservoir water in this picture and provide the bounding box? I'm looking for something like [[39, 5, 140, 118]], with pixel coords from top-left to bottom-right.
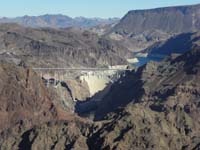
[[136, 55, 166, 67]]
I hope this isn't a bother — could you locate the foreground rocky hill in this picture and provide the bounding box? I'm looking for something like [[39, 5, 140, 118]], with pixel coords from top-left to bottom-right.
[[0, 45, 200, 150], [0, 61, 78, 132], [107, 4, 200, 51], [0, 120, 94, 150]]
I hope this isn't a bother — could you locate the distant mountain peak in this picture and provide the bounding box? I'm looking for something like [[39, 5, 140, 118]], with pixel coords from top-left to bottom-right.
[[0, 14, 120, 28]]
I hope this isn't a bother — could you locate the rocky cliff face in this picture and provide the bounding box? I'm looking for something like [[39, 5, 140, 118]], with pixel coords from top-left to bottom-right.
[[107, 4, 200, 51], [112, 4, 200, 35]]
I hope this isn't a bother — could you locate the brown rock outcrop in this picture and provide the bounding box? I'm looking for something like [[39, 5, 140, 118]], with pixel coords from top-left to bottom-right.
[[0, 61, 74, 132]]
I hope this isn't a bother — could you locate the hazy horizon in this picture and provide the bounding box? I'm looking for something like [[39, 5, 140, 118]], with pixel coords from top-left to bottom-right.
[[0, 0, 200, 19]]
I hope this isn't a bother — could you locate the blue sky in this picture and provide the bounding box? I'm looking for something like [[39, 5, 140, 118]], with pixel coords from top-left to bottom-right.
[[1, 0, 200, 18]]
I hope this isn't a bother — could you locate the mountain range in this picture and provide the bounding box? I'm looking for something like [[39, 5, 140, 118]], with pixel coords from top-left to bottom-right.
[[0, 14, 119, 28]]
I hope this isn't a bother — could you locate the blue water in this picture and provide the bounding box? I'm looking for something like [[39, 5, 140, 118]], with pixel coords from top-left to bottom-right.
[[135, 56, 165, 67]]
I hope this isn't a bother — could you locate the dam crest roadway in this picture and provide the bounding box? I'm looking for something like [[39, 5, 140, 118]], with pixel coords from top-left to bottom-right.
[[33, 67, 133, 90]]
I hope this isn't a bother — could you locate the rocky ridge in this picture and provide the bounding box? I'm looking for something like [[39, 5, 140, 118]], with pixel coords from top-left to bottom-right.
[[0, 23, 131, 68]]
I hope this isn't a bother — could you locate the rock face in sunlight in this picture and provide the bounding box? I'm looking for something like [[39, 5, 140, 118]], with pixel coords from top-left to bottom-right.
[[38, 72, 91, 112], [0, 61, 75, 131]]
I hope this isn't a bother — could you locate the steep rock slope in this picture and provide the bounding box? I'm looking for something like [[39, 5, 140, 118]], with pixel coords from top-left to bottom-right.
[[0, 61, 74, 132], [143, 31, 200, 56], [108, 4, 200, 51], [89, 46, 200, 150], [112, 4, 200, 35]]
